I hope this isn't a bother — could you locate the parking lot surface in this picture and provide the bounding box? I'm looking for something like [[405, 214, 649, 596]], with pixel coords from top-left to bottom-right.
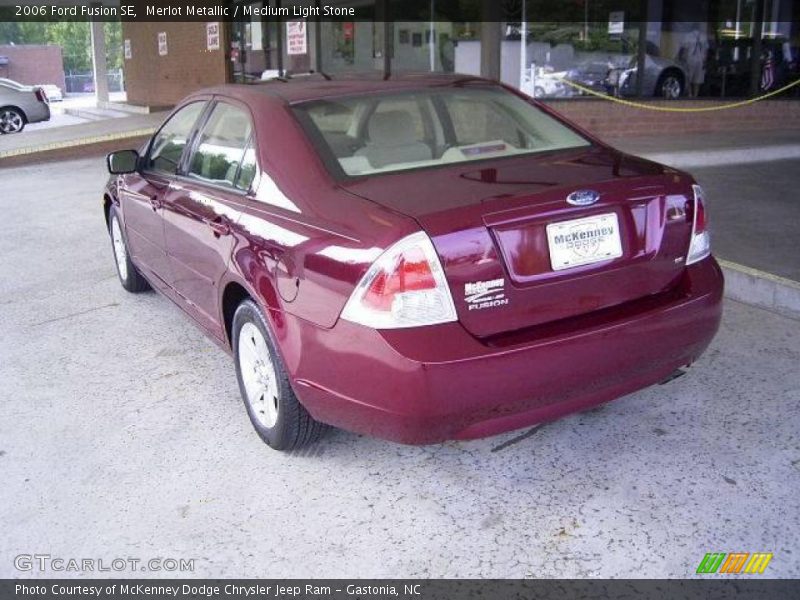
[[613, 131, 800, 282], [693, 159, 800, 282], [1, 157, 799, 578]]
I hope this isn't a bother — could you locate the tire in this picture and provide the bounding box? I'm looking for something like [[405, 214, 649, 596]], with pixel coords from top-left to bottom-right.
[[108, 207, 150, 293], [0, 107, 25, 134], [233, 299, 327, 451], [656, 72, 683, 100]]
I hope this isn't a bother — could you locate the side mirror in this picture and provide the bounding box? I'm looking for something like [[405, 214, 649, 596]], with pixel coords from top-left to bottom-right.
[[107, 149, 140, 175]]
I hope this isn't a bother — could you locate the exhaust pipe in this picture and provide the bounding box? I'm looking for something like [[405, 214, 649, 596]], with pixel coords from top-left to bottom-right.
[[659, 368, 688, 385]]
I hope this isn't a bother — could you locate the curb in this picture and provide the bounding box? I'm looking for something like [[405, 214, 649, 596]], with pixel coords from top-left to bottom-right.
[[720, 260, 800, 319], [640, 145, 800, 169], [0, 130, 154, 167], [63, 107, 132, 121], [98, 101, 172, 115], [0, 127, 156, 160]]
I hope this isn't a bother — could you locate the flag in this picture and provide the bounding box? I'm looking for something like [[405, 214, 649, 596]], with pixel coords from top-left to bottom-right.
[[761, 50, 775, 90]]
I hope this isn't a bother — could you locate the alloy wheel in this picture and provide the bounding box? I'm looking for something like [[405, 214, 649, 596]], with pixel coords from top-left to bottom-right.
[[238, 322, 279, 429], [111, 215, 129, 281], [0, 109, 24, 133]]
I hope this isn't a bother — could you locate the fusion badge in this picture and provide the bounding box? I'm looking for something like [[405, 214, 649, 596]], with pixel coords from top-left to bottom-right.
[[464, 279, 509, 311]]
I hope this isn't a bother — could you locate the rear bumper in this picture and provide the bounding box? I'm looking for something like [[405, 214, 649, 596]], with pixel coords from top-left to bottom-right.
[[291, 258, 724, 444], [26, 102, 50, 123]]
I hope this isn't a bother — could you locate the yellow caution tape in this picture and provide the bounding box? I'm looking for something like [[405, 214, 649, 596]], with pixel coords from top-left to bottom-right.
[[555, 76, 800, 112]]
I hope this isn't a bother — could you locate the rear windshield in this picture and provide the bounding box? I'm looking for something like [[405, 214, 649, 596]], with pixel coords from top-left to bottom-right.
[[293, 86, 591, 178]]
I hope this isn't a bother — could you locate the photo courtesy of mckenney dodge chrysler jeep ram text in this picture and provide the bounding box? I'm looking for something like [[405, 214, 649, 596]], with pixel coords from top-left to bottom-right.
[[103, 73, 723, 451]]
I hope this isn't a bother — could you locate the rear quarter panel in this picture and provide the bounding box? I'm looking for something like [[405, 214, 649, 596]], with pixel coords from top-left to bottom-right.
[[220, 92, 418, 335]]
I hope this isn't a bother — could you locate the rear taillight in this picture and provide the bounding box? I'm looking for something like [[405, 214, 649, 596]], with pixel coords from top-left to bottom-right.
[[341, 231, 457, 329], [686, 184, 711, 265], [35, 88, 47, 103]]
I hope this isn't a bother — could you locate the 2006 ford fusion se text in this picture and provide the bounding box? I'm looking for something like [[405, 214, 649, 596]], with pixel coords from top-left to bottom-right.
[[103, 73, 723, 451]]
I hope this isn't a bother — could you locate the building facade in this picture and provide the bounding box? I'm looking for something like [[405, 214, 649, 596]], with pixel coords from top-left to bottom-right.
[[121, 22, 230, 106], [0, 44, 66, 91], [120, 0, 800, 133]]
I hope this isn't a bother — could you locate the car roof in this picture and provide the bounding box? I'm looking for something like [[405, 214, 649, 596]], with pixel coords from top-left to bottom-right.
[[199, 72, 495, 105]]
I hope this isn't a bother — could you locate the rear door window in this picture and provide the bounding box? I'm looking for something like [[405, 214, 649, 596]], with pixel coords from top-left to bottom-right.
[[187, 102, 253, 188]]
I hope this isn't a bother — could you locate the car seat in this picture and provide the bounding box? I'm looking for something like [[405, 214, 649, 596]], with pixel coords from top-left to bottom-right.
[[355, 110, 432, 168]]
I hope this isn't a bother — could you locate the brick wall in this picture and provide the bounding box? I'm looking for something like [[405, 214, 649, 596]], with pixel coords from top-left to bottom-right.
[[121, 22, 228, 107], [0, 45, 65, 91], [546, 98, 800, 137]]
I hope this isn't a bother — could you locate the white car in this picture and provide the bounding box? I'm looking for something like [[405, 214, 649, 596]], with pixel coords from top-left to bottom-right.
[[520, 69, 569, 99], [0, 79, 51, 133], [0, 77, 27, 90], [40, 84, 63, 102], [0, 78, 62, 102]]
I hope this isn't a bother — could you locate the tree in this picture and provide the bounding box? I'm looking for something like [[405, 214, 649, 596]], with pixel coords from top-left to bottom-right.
[[46, 22, 91, 73], [0, 22, 48, 45], [105, 21, 123, 71], [0, 21, 22, 44], [0, 21, 122, 74]]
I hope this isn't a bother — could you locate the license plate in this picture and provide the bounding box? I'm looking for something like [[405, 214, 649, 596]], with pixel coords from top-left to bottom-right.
[[546, 213, 623, 271]]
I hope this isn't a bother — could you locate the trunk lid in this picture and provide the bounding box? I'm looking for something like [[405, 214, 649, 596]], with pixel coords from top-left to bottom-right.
[[342, 146, 695, 339]]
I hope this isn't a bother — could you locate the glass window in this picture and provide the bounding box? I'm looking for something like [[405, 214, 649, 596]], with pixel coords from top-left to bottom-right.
[[370, 97, 429, 142], [295, 87, 590, 177], [444, 94, 524, 147], [188, 103, 253, 187], [236, 141, 257, 191], [146, 102, 206, 174]]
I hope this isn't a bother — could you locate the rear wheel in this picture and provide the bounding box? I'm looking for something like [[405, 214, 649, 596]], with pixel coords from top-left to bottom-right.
[[233, 300, 327, 450], [0, 107, 25, 134], [109, 207, 150, 293]]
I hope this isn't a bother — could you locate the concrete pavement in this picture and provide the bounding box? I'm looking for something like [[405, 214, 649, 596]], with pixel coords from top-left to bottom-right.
[[608, 129, 800, 159], [1, 157, 798, 578]]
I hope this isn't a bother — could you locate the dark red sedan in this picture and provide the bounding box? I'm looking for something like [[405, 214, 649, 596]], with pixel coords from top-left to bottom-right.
[[104, 73, 723, 450]]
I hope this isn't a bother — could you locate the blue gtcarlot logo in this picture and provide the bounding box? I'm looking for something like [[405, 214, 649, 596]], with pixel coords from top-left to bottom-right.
[[566, 189, 600, 206]]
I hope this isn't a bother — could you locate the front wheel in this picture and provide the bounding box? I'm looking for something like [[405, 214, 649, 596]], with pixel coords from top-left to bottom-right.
[[0, 107, 25, 134], [108, 207, 150, 293], [233, 300, 327, 451], [657, 73, 683, 100]]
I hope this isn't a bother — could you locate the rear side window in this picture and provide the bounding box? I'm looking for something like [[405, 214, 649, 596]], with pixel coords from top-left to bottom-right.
[[236, 141, 257, 191], [146, 102, 206, 175], [188, 102, 253, 188]]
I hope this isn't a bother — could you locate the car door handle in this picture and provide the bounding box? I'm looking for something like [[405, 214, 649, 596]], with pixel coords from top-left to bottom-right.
[[205, 217, 231, 237]]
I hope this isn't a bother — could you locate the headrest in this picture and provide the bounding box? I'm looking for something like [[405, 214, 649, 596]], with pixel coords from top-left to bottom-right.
[[368, 110, 417, 146]]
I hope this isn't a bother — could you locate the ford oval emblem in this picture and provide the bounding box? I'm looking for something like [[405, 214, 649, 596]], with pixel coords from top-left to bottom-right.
[[566, 190, 600, 206]]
